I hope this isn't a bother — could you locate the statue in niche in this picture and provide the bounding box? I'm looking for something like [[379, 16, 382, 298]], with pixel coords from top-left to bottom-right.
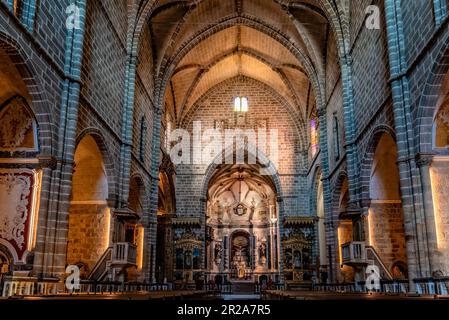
[[214, 242, 222, 265], [258, 242, 267, 265], [184, 250, 192, 269], [294, 251, 302, 270], [214, 201, 224, 223], [285, 250, 293, 269]]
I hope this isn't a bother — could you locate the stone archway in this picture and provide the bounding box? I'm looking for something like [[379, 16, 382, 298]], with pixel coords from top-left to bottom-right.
[[205, 163, 279, 284], [67, 135, 112, 279], [156, 169, 176, 282], [367, 133, 407, 280], [0, 96, 42, 271], [427, 90, 449, 275]]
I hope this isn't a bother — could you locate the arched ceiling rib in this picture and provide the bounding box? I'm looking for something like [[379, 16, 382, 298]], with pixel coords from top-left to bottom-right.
[[147, 0, 334, 122], [208, 164, 277, 201], [184, 54, 296, 117]]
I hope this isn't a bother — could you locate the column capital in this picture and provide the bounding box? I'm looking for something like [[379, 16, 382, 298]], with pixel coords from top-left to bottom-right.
[[317, 108, 326, 118], [415, 153, 435, 168], [359, 199, 371, 213], [344, 54, 353, 66]]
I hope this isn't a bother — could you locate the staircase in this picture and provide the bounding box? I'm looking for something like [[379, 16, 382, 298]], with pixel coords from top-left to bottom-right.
[[88, 247, 112, 281], [366, 246, 393, 280], [341, 242, 393, 280], [231, 281, 255, 294]]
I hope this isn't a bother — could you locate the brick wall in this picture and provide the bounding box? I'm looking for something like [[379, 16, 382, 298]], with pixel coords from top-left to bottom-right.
[[369, 203, 407, 271], [176, 76, 308, 218], [67, 204, 110, 273]]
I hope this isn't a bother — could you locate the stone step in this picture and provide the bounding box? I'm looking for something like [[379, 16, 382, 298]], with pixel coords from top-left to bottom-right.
[[231, 281, 255, 294]]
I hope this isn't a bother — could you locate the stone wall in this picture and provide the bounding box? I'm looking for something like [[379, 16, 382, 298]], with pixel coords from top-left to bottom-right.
[[430, 160, 449, 273], [369, 202, 407, 272], [67, 204, 110, 273], [176, 76, 308, 219]]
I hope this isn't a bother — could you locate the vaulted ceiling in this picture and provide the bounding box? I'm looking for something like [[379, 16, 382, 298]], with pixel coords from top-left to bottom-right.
[[207, 164, 277, 202], [146, 0, 335, 124]]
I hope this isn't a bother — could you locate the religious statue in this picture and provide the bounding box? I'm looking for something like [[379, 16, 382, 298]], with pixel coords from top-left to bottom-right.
[[294, 251, 302, 269], [285, 250, 293, 269], [184, 250, 192, 268], [259, 242, 267, 265], [232, 245, 248, 279], [214, 242, 222, 265]]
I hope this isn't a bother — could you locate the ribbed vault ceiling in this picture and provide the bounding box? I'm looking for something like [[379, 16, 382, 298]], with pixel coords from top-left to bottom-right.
[[148, 0, 332, 123], [208, 164, 277, 201]]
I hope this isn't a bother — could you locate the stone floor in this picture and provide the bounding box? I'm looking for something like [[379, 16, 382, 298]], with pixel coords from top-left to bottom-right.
[[222, 294, 261, 300], [263, 290, 449, 300]]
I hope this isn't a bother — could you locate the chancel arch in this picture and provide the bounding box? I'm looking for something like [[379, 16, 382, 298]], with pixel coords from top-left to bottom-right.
[[205, 163, 280, 283]]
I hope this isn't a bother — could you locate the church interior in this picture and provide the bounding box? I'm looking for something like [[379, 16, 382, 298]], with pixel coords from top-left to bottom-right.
[[1, 0, 449, 301]]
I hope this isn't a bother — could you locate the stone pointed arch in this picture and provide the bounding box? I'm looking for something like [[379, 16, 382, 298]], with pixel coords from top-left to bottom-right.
[[155, 16, 322, 106], [416, 31, 449, 153], [359, 125, 397, 201], [180, 76, 308, 153], [0, 30, 54, 156], [75, 128, 118, 206], [201, 143, 283, 202]]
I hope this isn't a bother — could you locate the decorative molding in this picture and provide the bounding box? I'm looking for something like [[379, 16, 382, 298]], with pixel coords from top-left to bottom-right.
[[70, 200, 109, 205], [283, 216, 317, 227], [415, 153, 435, 168], [370, 199, 402, 204], [0, 169, 37, 261], [0, 158, 39, 164], [171, 217, 201, 227], [0, 97, 37, 153]]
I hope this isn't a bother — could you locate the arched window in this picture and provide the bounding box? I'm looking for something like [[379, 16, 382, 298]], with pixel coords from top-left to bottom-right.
[[310, 113, 319, 158], [234, 97, 249, 113], [165, 120, 172, 151]]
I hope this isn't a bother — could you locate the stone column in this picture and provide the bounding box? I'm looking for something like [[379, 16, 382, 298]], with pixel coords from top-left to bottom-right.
[[34, 0, 87, 279], [416, 153, 439, 274], [317, 106, 339, 283], [384, 0, 432, 287], [340, 56, 361, 209]]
